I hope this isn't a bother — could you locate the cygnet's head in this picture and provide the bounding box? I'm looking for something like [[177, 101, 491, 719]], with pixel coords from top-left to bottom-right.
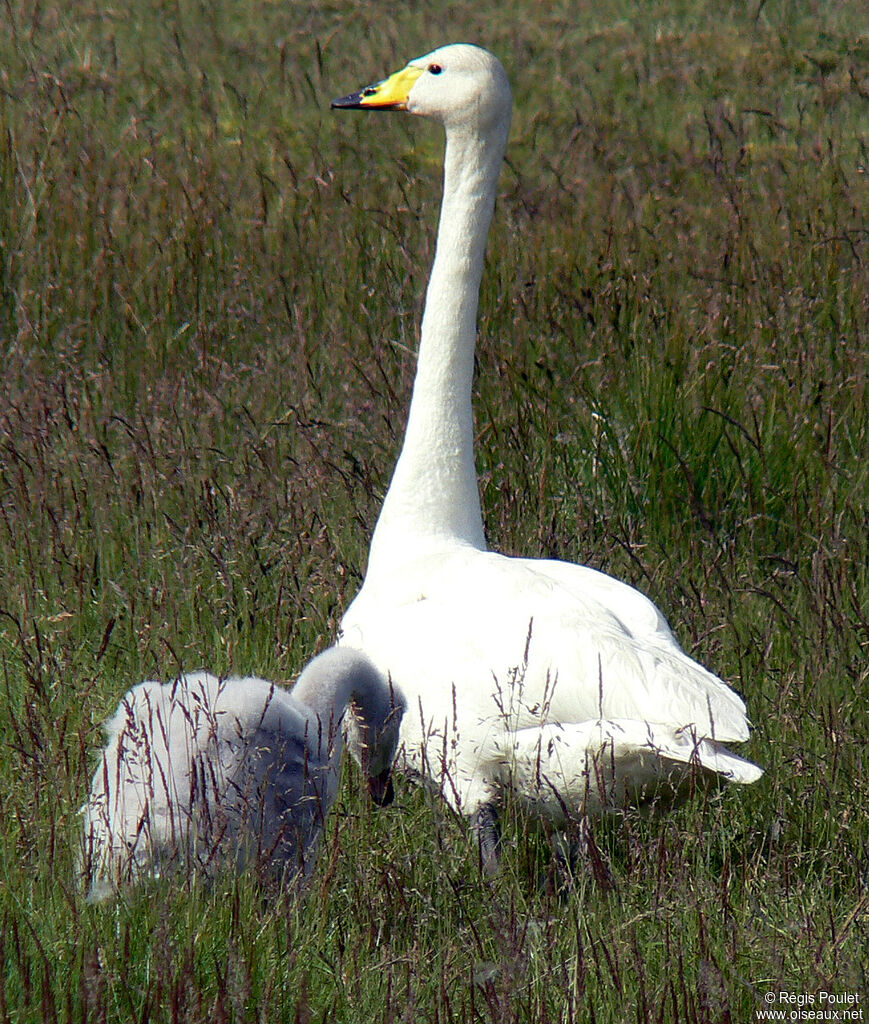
[[343, 676, 405, 807], [332, 43, 512, 135], [293, 646, 406, 806]]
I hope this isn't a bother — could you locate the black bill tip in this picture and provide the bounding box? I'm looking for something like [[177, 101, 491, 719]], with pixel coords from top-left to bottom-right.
[[331, 90, 363, 109], [331, 86, 380, 110]]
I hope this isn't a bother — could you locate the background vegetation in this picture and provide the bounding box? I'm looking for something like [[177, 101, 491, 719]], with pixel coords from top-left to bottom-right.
[[0, 0, 866, 1019]]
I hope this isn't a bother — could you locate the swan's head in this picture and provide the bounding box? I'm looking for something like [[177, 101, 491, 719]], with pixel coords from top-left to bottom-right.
[[332, 43, 512, 134]]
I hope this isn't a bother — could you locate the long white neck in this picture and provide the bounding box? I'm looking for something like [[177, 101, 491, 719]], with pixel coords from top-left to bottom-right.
[[365, 117, 510, 577]]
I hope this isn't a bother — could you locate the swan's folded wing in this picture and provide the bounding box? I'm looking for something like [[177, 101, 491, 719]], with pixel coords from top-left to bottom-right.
[[343, 546, 752, 743], [513, 555, 675, 642]]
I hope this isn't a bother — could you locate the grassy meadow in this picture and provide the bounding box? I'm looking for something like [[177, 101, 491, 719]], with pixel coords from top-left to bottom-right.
[[1, 0, 867, 1019]]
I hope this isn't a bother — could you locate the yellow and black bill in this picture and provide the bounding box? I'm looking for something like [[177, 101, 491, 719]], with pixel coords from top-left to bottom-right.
[[331, 64, 423, 111]]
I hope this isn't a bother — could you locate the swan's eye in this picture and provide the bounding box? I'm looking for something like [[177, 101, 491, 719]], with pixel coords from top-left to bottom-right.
[[427, 63, 443, 75]]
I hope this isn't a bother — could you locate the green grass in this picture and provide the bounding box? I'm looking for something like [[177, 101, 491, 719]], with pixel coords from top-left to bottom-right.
[[1, 0, 867, 1019]]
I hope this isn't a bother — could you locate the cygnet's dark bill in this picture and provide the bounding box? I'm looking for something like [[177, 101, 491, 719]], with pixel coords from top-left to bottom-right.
[[368, 767, 396, 807]]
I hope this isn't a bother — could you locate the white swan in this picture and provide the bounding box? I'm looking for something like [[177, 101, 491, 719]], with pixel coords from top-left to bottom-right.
[[332, 44, 762, 866], [82, 647, 405, 900]]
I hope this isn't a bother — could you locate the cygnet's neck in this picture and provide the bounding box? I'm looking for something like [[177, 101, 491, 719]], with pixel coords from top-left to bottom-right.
[[366, 117, 510, 577]]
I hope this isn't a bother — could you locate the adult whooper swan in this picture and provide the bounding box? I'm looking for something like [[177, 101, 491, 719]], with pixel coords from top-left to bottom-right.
[[82, 647, 405, 900], [332, 44, 762, 869]]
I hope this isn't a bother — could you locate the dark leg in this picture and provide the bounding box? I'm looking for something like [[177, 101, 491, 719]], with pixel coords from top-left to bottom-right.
[[470, 803, 501, 876]]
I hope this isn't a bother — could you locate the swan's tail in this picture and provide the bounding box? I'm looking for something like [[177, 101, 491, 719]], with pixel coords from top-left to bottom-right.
[[653, 729, 764, 784], [581, 719, 764, 785]]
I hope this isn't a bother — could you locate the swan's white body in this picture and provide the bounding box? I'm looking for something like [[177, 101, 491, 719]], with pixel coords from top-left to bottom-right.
[[82, 647, 404, 900], [334, 45, 762, 829]]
